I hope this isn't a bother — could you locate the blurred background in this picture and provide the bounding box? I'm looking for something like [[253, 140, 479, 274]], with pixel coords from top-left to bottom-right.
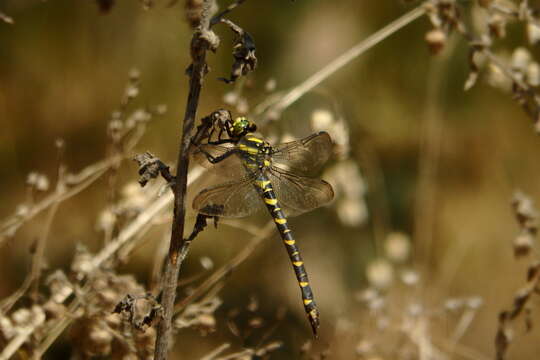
[[2, 0, 540, 359]]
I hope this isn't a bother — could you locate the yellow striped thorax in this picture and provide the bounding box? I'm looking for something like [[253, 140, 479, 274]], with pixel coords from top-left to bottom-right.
[[238, 133, 272, 170]]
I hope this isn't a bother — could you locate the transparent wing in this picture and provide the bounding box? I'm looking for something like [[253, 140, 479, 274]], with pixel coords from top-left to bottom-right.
[[192, 173, 265, 218], [267, 166, 334, 217], [191, 143, 253, 180], [271, 131, 333, 177]]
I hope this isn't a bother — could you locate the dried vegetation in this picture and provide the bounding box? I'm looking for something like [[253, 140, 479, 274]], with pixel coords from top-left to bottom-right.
[[2, 0, 540, 359]]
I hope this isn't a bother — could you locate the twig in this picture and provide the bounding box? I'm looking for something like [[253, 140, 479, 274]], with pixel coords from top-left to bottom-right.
[[0, 99, 152, 247], [210, 0, 247, 26], [0, 156, 124, 247], [0, 202, 60, 312], [4, 168, 204, 358], [213, 341, 283, 360], [201, 343, 231, 360], [413, 38, 457, 264], [254, 5, 426, 122], [91, 166, 203, 270], [154, 1, 217, 358]]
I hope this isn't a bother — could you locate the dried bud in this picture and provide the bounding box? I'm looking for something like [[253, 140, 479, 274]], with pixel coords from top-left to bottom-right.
[[528, 22, 540, 45], [12, 308, 32, 325], [514, 231, 534, 257], [311, 109, 335, 130], [425, 28, 447, 54], [384, 232, 411, 263], [489, 13, 507, 39], [511, 47, 532, 72], [196, 313, 216, 332], [248, 316, 264, 328], [26, 172, 50, 192], [124, 84, 139, 100], [366, 259, 394, 289], [0, 316, 15, 339], [401, 269, 420, 286], [71, 246, 94, 276], [265, 78, 277, 92], [336, 198, 368, 227], [487, 63, 512, 92], [467, 296, 484, 309], [355, 340, 373, 356], [526, 62, 540, 86], [200, 256, 214, 270], [445, 298, 464, 311]]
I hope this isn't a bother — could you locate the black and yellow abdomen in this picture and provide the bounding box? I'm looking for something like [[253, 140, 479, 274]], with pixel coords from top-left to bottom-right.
[[255, 174, 320, 335]]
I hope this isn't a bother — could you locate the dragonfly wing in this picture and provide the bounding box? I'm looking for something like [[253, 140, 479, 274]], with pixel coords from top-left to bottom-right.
[[267, 166, 334, 217], [271, 132, 333, 177], [192, 173, 264, 218]]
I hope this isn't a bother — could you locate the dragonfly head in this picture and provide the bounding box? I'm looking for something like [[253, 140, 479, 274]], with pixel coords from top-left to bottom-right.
[[231, 117, 257, 138]]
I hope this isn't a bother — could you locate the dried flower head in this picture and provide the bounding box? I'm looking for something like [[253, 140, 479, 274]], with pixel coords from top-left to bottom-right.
[[366, 259, 394, 289], [384, 232, 411, 263]]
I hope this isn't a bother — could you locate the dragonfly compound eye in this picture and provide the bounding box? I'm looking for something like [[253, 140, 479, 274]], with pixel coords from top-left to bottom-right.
[[232, 116, 257, 136]]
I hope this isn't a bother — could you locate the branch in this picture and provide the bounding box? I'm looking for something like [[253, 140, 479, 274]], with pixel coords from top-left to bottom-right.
[[153, 1, 218, 358], [209, 0, 247, 26]]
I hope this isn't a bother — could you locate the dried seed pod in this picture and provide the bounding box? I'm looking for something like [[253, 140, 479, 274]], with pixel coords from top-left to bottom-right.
[[512, 47, 532, 73], [526, 62, 540, 86], [384, 232, 411, 263], [488, 13, 507, 39], [366, 259, 394, 289], [425, 28, 447, 54]]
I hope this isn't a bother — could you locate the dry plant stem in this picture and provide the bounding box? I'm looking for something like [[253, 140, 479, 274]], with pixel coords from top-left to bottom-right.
[[357, 141, 391, 256], [0, 154, 125, 247], [1, 155, 66, 312], [154, 1, 215, 358], [201, 343, 232, 360], [34, 286, 87, 357], [256, 5, 426, 120], [0, 204, 59, 313], [8, 169, 203, 358], [434, 337, 491, 360], [413, 38, 456, 264], [0, 122, 147, 247], [210, 0, 246, 26]]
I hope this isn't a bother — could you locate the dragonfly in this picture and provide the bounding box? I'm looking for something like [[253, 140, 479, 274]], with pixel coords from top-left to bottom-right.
[[191, 116, 334, 336]]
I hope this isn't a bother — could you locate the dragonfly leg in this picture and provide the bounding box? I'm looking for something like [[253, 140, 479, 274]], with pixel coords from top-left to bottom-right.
[[199, 147, 239, 164], [206, 138, 237, 146]]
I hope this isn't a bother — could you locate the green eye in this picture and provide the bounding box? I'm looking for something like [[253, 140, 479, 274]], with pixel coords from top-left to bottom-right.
[[232, 117, 249, 135]]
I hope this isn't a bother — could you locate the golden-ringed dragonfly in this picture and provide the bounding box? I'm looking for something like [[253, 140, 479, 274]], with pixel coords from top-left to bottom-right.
[[192, 117, 334, 336]]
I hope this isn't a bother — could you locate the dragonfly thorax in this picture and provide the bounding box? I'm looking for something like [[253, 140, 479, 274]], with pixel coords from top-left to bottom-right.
[[237, 134, 272, 170]]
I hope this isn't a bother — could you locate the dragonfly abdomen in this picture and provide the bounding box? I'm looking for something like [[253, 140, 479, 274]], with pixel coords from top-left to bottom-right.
[[255, 175, 320, 335]]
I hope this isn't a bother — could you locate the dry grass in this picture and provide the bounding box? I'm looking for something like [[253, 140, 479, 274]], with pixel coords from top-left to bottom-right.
[[1, 0, 540, 359]]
